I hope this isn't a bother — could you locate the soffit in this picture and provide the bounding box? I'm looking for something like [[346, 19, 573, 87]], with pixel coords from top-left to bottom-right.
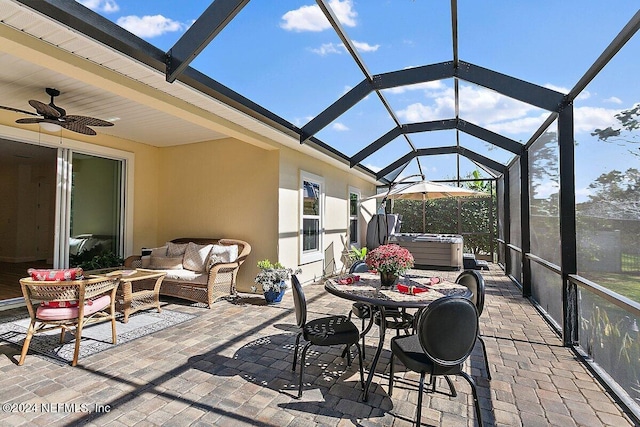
[[0, 0, 300, 150]]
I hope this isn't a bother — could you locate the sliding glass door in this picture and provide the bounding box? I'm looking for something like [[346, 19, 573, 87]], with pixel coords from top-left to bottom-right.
[[0, 138, 126, 303], [67, 153, 123, 269]]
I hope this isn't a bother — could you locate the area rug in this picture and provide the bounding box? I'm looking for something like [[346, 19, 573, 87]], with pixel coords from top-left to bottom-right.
[[0, 308, 196, 365]]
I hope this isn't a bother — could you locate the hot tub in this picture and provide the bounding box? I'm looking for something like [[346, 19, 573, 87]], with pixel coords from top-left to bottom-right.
[[388, 233, 463, 270]]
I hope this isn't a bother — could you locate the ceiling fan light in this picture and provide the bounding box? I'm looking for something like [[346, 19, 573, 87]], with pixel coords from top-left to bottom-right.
[[39, 122, 62, 132]]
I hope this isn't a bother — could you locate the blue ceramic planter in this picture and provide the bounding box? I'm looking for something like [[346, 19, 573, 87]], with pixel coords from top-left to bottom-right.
[[264, 287, 285, 304]]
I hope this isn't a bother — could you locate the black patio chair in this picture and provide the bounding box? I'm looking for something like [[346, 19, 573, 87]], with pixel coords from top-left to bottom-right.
[[389, 296, 483, 427], [456, 269, 491, 380], [291, 275, 364, 398]]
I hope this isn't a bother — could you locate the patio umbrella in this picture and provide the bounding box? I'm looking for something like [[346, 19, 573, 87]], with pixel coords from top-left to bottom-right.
[[369, 180, 488, 233]]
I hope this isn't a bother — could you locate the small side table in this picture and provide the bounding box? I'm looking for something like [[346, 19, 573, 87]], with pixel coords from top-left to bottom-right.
[[106, 269, 166, 323]]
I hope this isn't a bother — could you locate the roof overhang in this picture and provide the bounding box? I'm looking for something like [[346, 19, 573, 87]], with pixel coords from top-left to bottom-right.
[[0, 0, 380, 183]]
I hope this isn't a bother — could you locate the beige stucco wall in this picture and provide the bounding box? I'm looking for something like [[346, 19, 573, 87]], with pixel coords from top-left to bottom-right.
[[278, 146, 377, 285], [156, 137, 279, 292]]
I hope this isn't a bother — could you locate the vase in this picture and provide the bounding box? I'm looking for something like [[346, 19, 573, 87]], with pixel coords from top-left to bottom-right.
[[264, 284, 285, 304], [379, 271, 399, 289]]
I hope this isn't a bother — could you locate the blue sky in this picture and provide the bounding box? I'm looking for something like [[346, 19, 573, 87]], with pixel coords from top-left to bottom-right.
[[78, 0, 640, 201]]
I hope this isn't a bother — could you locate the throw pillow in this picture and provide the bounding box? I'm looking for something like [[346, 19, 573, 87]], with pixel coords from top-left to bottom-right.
[[182, 242, 213, 272], [41, 300, 80, 308], [166, 242, 188, 257], [208, 244, 239, 268], [150, 246, 168, 257], [149, 256, 183, 270], [141, 255, 151, 268], [28, 268, 84, 281]]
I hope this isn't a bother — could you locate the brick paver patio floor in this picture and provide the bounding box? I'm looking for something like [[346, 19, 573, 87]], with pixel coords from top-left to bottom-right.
[[0, 265, 635, 426]]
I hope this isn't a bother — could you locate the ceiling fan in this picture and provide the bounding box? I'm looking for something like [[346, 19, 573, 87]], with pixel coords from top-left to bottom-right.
[[0, 87, 114, 136]]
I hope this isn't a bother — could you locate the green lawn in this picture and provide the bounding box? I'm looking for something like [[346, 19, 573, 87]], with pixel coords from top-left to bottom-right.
[[582, 271, 640, 303]]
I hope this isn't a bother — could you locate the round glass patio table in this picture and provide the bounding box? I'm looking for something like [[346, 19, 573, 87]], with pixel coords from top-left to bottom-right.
[[324, 271, 471, 401]]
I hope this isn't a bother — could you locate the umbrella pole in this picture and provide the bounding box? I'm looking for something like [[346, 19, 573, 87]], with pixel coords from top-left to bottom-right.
[[422, 197, 426, 234]]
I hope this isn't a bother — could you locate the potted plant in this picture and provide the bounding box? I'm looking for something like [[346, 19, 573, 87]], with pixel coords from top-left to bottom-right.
[[252, 259, 301, 304], [365, 244, 414, 288]]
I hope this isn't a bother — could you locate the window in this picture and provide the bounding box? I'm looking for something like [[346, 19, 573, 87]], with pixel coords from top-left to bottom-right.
[[349, 187, 361, 247], [300, 171, 324, 264]]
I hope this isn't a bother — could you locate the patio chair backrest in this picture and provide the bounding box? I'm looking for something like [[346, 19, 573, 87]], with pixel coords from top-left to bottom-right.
[[455, 270, 485, 316], [21, 276, 117, 304], [291, 275, 307, 328], [417, 296, 478, 367]]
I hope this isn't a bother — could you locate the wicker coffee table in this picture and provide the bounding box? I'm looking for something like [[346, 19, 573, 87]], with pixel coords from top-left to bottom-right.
[[105, 269, 166, 323]]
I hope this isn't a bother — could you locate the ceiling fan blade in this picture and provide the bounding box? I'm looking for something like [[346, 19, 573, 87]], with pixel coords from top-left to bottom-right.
[[15, 117, 44, 124], [29, 99, 62, 118], [0, 105, 39, 116], [61, 121, 97, 136], [64, 115, 114, 127]]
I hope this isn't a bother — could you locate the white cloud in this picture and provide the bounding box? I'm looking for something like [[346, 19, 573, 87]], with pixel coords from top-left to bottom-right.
[[486, 113, 550, 135], [575, 187, 593, 203], [397, 102, 448, 123], [352, 40, 379, 52], [459, 85, 536, 124], [604, 96, 623, 104], [395, 84, 541, 129], [532, 181, 559, 199], [544, 83, 568, 94], [310, 43, 343, 56], [485, 105, 621, 136], [332, 122, 349, 131], [77, 0, 119, 13], [280, 0, 357, 32], [576, 90, 591, 101], [385, 80, 445, 95], [544, 84, 593, 100], [573, 106, 619, 133], [116, 15, 184, 38], [310, 40, 378, 56]]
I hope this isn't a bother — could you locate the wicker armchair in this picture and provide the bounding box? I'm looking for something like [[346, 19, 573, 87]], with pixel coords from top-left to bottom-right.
[[124, 238, 251, 308], [19, 275, 119, 366]]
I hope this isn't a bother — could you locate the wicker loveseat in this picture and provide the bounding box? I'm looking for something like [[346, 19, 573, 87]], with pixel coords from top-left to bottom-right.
[[124, 238, 251, 308]]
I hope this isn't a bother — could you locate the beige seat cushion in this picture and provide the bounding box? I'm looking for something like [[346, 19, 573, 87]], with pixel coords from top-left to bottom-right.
[[161, 269, 207, 285]]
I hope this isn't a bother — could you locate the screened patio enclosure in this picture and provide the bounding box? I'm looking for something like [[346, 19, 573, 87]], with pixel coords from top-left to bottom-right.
[[8, 0, 640, 421]]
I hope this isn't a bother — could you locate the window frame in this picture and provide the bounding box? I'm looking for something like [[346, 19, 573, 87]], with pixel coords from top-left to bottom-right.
[[348, 186, 361, 248], [300, 171, 324, 265]]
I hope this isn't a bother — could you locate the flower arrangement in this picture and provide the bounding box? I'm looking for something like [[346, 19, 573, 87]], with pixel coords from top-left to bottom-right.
[[252, 259, 302, 293], [365, 244, 414, 275]]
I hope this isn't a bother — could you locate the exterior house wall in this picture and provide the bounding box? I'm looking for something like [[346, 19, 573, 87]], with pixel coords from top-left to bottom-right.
[[278, 146, 377, 285], [156, 137, 279, 292]]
